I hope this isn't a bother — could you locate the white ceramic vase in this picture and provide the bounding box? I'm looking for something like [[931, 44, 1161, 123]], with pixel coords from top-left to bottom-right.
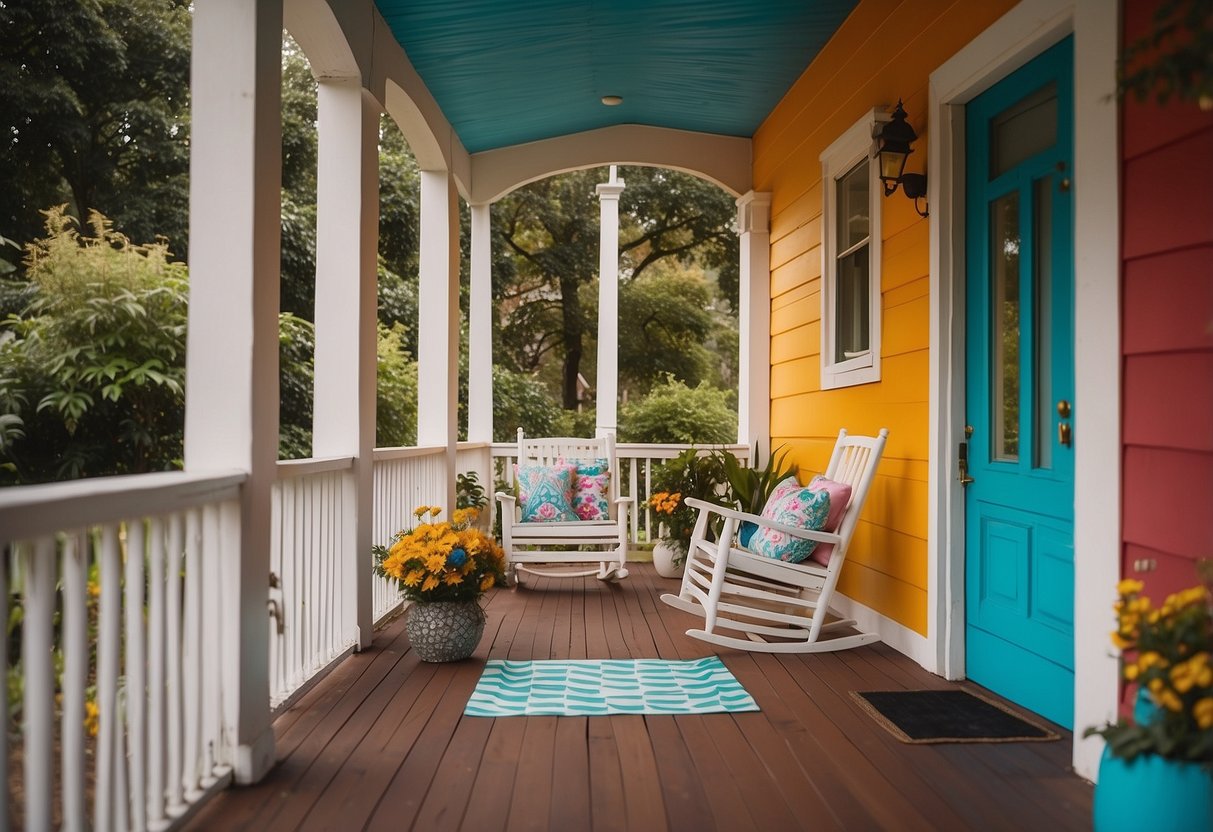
[[652, 540, 685, 579]]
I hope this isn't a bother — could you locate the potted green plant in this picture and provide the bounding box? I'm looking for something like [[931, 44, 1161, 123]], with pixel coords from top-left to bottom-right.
[[648, 448, 728, 577], [1085, 564, 1213, 831], [716, 443, 797, 547]]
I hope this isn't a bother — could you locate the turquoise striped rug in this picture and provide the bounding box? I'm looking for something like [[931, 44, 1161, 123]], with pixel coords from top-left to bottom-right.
[[464, 657, 759, 717]]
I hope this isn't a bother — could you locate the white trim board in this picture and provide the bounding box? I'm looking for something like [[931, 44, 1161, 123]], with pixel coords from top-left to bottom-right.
[[925, 0, 1121, 783], [832, 595, 934, 670]]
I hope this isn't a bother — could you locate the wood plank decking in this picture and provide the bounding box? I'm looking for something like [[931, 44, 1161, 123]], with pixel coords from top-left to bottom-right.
[[185, 565, 1092, 831]]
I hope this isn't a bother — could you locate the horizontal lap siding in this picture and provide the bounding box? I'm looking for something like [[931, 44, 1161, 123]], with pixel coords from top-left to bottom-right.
[[753, 0, 1016, 635], [1120, 0, 1213, 601]]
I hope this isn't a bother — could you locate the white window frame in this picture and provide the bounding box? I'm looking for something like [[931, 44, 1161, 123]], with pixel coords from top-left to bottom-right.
[[819, 109, 885, 390]]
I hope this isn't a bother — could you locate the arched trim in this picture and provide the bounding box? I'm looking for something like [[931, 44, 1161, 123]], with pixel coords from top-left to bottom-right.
[[284, 0, 360, 80], [470, 125, 752, 203]]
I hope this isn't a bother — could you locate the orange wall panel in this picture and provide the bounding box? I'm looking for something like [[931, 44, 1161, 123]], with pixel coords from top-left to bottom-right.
[[755, 0, 1018, 633]]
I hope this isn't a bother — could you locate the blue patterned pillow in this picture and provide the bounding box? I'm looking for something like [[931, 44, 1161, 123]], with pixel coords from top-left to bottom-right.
[[514, 463, 579, 522], [749, 477, 832, 563]]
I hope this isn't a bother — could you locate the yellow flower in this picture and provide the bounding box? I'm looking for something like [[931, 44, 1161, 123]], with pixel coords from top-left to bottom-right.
[[403, 569, 424, 587], [429, 506, 443, 517], [413, 505, 431, 518], [1194, 697, 1213, 730], [480, 574, 495, 591], [1117, 578, 1145, 595], [1124, 662, 1140, 681], [422, 575, 440, 592], [1148, 678, 1165, 694], [1111, 631, 1131, 650], [425, 553, 448, 574], [87, 580, 100, 599], [1156, 688, 1183, 712], [84, 700, 99, 738], [444, 572, 463, 585]]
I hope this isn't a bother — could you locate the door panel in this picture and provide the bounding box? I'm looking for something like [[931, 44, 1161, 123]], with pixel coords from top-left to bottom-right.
[[964, 37, 1075, 729]]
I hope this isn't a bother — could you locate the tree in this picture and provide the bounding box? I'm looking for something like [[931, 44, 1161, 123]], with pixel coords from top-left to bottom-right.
[[0, 0, 192, 253], [494, 165, 739, 409]]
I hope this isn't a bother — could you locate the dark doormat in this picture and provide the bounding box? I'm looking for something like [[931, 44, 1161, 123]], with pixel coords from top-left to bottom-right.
[[851, 689, 1060, 744]]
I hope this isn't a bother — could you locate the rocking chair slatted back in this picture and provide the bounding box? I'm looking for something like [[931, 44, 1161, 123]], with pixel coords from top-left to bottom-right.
[[495, 428, 631, 585]]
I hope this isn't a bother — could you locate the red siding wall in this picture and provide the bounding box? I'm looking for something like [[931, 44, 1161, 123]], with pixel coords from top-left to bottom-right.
[[1121, 0, 1213, 599]]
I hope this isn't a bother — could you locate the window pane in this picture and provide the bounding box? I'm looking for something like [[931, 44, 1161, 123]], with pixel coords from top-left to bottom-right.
[[989, 82, 1057, 179], [835, 245, 869, 360], [836, 160, 869, 251], [991, 192, 1020, 462], [1034, 177, 1053, 470]]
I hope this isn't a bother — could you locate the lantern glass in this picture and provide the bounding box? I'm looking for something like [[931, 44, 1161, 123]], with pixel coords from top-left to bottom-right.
[[879, 147, 908, 184]]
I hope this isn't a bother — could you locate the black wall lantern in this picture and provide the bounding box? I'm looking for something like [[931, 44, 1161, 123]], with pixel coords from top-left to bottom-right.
[[877, 100, 928, 217]]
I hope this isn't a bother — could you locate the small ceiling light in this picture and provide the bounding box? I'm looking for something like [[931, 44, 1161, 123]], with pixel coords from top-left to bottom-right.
[[601, 95, 623, 106], [876, 99, 928, 217]]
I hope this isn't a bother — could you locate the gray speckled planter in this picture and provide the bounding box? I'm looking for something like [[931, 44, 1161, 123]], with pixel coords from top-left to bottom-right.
[[405, 601, 486, 662]]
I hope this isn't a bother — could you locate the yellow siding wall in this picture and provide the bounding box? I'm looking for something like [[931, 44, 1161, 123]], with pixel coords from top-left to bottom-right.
[[754, 0, 1017, 636]]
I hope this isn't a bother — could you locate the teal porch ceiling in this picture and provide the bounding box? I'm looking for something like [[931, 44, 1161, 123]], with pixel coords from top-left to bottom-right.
[[375, 0, 858, 154]]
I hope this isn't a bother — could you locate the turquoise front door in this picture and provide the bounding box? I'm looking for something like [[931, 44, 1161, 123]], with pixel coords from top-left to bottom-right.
[[964, 38, 1075, 729]]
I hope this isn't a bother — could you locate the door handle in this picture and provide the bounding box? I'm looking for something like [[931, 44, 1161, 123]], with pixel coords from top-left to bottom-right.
[[958, 440, 974, 486], [1057, 400, 1072, 447]]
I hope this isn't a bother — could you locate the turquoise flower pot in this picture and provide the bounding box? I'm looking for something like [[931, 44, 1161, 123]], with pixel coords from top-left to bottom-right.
[[1094, 747, 1213, 832]]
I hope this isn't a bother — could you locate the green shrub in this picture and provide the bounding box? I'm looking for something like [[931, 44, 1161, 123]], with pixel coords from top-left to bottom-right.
[[618, 377, 736, 444]]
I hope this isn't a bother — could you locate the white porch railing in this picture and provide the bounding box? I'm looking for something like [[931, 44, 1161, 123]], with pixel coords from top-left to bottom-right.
[[0, 470, 245, 832], [489, 441, 750, 544], [268, 457, 358, 711], [370, 444, 445, 624]]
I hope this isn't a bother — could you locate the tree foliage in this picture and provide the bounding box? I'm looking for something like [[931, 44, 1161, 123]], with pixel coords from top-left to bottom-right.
[[0, 0, 192, 254], [618, 377, 737, 445]]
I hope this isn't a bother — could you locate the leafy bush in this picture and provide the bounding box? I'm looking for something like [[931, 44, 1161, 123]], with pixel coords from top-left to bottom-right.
[[618, 377, 736, 444], [0, 208, 188, 483], [376, 322, 419, 447]]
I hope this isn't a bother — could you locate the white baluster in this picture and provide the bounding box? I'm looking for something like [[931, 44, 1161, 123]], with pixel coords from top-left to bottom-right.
[[22, 538, 54, 832], [126, 519, 148, 831], [200, 504, 220, 785], [166, 514, 185, 815], [148, 517, 167, 828], [96, 524, 121, 829], [61, 532, 88, 831], [182, 510, 202, 799]]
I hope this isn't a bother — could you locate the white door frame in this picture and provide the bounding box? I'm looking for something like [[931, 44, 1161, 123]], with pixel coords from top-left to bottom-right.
[[925, 0, 1121, 781]]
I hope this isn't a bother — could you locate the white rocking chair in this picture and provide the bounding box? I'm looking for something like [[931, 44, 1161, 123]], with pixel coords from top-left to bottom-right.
[[660, 428, 888, 653], [495, 429, 632, 585]]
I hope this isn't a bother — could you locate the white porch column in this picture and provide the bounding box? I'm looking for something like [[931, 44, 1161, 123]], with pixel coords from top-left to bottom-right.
[[313, 79, 377, 651], [737, 191, 772, 450], [418, 170, 460, 513], [595, 166, 625, 437], [184, 0, 281, 784], [468, 203, 493, 443]]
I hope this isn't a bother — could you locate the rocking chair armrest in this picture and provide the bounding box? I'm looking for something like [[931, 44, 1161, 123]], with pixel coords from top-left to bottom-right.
[[683, 497, 843, 546], [495, 491, 517, 506], [612, 495, 635, 506]]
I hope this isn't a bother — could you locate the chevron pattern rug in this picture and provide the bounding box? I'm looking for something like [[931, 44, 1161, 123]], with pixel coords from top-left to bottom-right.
[[464, 657, 759, 717]]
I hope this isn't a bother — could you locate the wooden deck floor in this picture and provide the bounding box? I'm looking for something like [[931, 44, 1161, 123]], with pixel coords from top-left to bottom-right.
[[186, 565, 1091, 832]]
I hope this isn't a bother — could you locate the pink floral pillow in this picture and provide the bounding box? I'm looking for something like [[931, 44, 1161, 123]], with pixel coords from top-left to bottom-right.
[[514, 463, 578, 522], [805, 475, 853, 566], [560, 458, 611, 521]]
